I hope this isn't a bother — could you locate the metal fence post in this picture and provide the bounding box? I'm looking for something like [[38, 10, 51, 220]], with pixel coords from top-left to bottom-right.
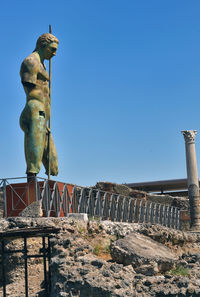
[[1, 239, 6, 297], [3, 180, 7, 218]]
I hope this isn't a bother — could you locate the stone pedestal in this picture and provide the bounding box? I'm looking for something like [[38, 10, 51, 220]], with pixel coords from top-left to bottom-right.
[[182, 130, 200, 230]]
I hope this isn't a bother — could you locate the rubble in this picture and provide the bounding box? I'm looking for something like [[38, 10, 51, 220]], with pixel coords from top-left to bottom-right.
[[0, 217, 200, 296]]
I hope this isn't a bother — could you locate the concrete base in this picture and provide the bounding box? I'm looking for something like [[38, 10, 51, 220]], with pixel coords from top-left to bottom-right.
[[67, 213, 88, 221]]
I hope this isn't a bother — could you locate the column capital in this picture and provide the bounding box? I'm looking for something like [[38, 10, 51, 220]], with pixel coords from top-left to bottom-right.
[[182, 130, 197, 144]]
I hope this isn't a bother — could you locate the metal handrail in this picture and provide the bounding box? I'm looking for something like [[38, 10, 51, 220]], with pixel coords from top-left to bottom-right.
[[0, 177, 181, 229]]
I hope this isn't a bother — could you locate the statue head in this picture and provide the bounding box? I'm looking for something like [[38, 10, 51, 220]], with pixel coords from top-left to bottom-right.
[[34, 33, 59, 60]]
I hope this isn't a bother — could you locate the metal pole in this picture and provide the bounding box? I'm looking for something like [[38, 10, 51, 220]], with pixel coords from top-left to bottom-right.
[[24, 237, 28, 297], [48, 24, 52, 180], [3, 180, 7, 218], [34, 177, 38, 201], [47, 237, 51, 294], [42, 237, 48, 295], [2, 240, 6, 297]]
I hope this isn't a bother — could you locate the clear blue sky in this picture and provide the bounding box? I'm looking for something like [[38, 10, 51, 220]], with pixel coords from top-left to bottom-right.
[[1, 0, 200, 186]]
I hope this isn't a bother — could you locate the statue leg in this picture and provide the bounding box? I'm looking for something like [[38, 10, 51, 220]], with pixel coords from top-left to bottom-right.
[[24, 117, 46, 174], [21, 102, 47, 174], [42, 133, 59, 176]]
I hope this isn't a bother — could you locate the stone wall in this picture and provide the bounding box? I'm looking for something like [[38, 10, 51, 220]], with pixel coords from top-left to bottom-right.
[[147, 193, 190, 230], [1, 217, 200, 296], [147, 193, 189, 209], [95, 182, 146, 199]]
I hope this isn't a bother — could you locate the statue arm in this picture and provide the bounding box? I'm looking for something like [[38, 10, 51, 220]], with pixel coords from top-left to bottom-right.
[[20, 56, 38, 90]]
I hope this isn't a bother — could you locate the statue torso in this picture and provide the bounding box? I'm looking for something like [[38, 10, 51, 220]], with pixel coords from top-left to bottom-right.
[[20, 52, 50, 115]]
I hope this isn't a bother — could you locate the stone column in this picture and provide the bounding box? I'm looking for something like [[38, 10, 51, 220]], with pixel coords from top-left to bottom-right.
[[182, 130, 200, 230]]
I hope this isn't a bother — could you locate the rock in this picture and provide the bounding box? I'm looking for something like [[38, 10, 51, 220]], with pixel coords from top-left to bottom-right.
[[135, 263, 159, 276], [7, 217, 32, 228], [19, 200, 43, 218], [165, 274, 172, 279], [91, 259, 105, 268], [78, 255, 97, 265], [2, 216, 200, 297], [186, 286, 195, 294], [110, 232, 177, 273], [67, 213, 88, 221], [147, 193, 189, 210], [102, 269, 110, 277], [0, 218, 9, 230], [143, 279, 152, 287], [95, 181, 146, 199], [177, 278, 189, 288], [101, 221, 140, 238], [110, 263, 122, 273]]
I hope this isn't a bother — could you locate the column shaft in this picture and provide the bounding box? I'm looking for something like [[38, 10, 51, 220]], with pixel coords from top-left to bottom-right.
[[182, 130, 200, 230]]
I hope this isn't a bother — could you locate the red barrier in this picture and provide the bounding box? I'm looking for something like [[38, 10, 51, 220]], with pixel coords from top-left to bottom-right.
[[5, 181, 75, 217]]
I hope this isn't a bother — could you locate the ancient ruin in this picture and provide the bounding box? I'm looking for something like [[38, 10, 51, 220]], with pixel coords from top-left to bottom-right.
[[1, 26, 200, 297]]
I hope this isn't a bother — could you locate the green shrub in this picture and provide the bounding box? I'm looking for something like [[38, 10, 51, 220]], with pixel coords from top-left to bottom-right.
[[104, 244, 110, 254], [169, 265, 189, 276], [93, 244, 101, 255], [93, 242, 111, 256], [77, 225, 86, 234]]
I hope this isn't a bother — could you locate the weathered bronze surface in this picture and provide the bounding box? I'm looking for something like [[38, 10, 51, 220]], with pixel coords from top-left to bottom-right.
[[20, 33, 59, 177]]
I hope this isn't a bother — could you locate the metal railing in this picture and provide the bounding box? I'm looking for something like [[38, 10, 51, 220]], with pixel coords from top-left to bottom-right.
[[0, 177, 44, 218], [0, 226, 60, 297], [0, 177, 180, 229]]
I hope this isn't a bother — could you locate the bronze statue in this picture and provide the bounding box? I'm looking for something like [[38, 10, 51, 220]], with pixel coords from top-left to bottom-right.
[[20, 33, 59, 180]]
